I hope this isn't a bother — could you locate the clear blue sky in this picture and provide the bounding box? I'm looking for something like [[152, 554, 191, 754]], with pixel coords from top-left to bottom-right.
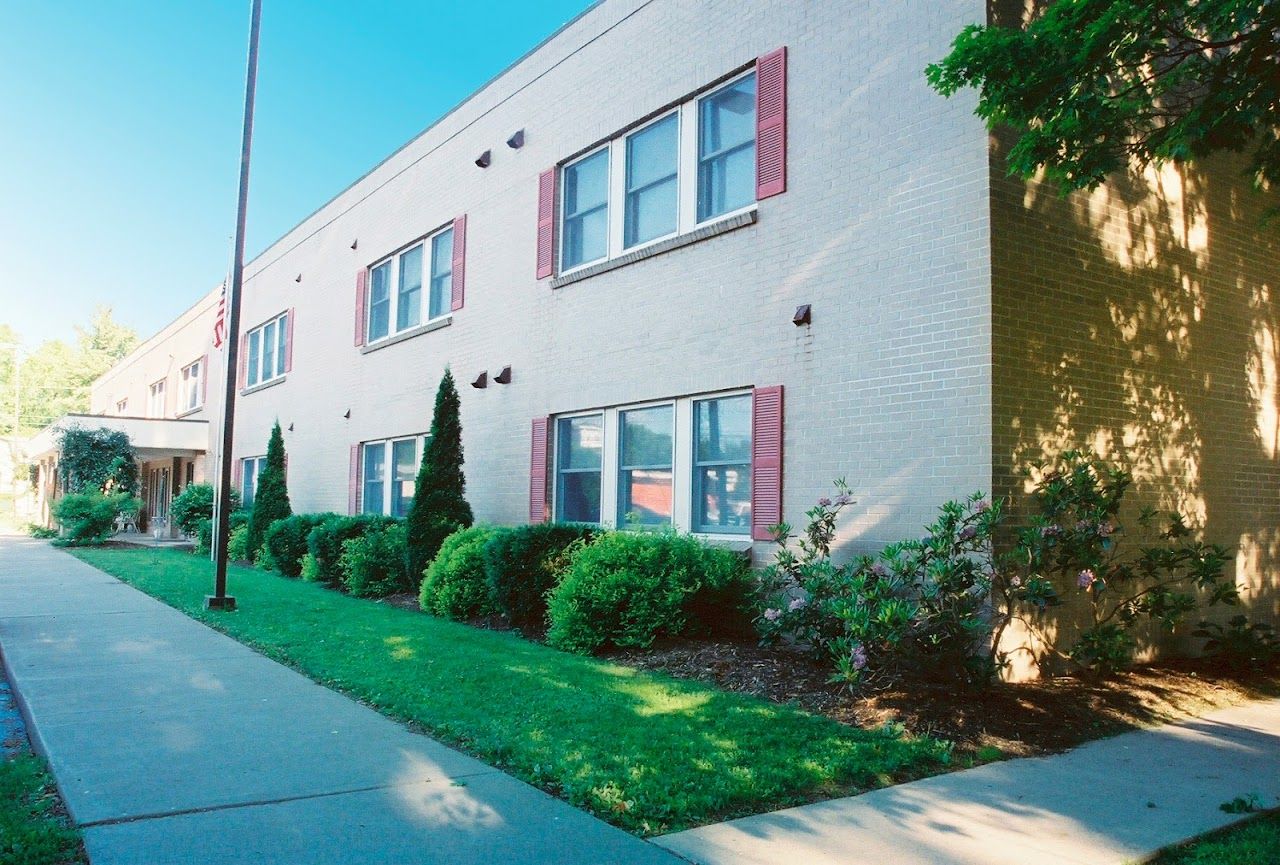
[[0, 0, 592, 348]]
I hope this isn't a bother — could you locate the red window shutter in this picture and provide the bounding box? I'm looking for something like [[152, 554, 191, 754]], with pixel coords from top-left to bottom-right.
[[755, 46, 787, 200], [354, 269, 368, 347], [348, 444, 361, 515], [536, 169, 556, 279], [529, 417, 550, 523], [750, 385, 784, 540], [237, 336, 248, 390], [200, 354, 209, 406], [284, 308, 295, 372], [451, 215, 467, 311]]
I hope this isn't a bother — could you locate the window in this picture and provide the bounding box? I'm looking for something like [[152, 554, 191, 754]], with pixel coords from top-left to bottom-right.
[[557, 69, 757, 274], [366, 225, 453, 344], [246, 311, 289, 388], [360, 436, 426, 516], [147, 379, 166, 418], [116, 398, 128, 415], [180, 359, 202, 412], [555, 414, 603, 523], [552, 390, 752, 535], [240, 456, 267, 509]]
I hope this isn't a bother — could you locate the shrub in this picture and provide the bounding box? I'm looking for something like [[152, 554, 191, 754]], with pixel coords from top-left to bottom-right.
[[759, 482, 1000, 688], [171, 483, 241, 537], [306, 514, 398, 587], [1193, 615, 1278, 670], [245, 422, 292, 560], [299, 552, 321, 582], [56, 426, 138, 495], [227, 524, 250, 562], [405, 369, 474, 580], [546, 530, 752, 654], [194, 510, 249, 557], [264, 513, 335, 577], [340, 523, 412, 598], [484, 522, 598, 631], [25, 523, 59, 539], [52, 492, 139, 545], [421, 525, 499, 619]]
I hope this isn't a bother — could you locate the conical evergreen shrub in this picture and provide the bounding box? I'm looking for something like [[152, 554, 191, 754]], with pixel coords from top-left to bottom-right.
[[406, 368, 473, 579], [246, 420, 292, 560]]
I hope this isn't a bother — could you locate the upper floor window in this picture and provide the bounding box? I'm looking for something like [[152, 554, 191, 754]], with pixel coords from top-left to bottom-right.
[[147, 379, 166, 418], [361, 435, 427, 517], [247, 311, 289, 388], [558, 69, 757, 274], [180, 358, 202, 412], [367, 226, 453, 344], [116, 398, 128, 415]]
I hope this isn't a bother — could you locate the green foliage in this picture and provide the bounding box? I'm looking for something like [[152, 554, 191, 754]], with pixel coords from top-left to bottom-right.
[[546, 530, 752, 654], [299, 552, 321, 582], [927, 1, 1280, 203], [52, 491, 138, 545], [1194, 615, 1279, 669], [227, 523, 249, 562], [340, 522, 411, 598], [56, 426, 138, 495], [170, 483, 241, 537], [305, 514, 398, 586], [760, 482, 1000, 689], [25, 524, 59, 540], [1219, 794, 1265, 814], [71, 545, 952, 835], [245, 422, 292, 560], [484, 522, 598, 631], [1151, 810, 1280, 865], [263, 513, 335, 577], [193, 510, 248, 557], [421, 525, 499, 619], [405, 369, 473, 580], [0, 756, 84, 865]]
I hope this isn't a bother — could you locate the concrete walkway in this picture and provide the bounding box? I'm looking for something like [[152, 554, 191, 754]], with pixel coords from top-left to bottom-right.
[[0, 536, 679, 864], [3, 534, 1279, 865]]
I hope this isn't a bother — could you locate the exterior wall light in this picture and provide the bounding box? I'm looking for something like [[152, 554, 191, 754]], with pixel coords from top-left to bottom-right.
[[471, 371, 488, 389], [494, 366, 513, 384], [475, 150, 492, 168], [793, 304, 812, 326]]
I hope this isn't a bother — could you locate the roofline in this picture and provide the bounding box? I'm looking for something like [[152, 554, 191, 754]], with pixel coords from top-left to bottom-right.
[[93, 285, 222, 390]]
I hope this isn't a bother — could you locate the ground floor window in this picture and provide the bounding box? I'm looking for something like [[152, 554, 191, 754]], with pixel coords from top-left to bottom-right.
[[240, 456, 267, 509], [361, 435, 426, 516], [553, 390, 751, 534]]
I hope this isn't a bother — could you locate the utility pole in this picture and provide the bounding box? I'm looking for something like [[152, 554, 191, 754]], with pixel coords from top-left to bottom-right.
[[208, 0, 263, 611]]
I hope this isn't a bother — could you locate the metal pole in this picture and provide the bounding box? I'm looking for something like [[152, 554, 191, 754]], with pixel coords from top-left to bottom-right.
[[208, 0, 263, 611]]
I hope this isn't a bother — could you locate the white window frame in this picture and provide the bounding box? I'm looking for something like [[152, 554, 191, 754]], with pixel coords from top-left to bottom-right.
[[366, 224, 453, 346], [551, 388, 752, 537], [116, 398, 128, 415], [558, 67, 758, 277], [180, 358, 203, 412], [246, 310, 289, 388], [360, 434, 428, 516], [147, 379, 166, 418], [240, 455, 267, 509]]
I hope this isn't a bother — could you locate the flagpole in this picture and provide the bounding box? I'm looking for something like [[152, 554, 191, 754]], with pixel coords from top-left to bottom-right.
[[208, 0, 263, 610]]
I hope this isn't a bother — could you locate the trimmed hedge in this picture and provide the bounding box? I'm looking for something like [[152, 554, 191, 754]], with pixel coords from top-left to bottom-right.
[[341, 523, 411, 598], [421, 525, 499, 620], [52, 492, 138, 546], [305, 514, 398, 587], [484, 522, 597, 632], [264, 513, 336, 577], [546, 531, 753, 654], [194, 510, 249, 556]]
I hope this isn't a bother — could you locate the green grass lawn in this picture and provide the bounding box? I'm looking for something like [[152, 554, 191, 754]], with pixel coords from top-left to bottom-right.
[[71, 546, 951, 834], [0, 756, 83, 865], [1146, 812, 1280, 865]]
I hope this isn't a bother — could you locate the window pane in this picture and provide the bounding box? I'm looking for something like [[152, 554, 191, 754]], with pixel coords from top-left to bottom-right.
[[558, 471, 602, 523], [391, 439, 417, 518], [558, 415, 603, 470], [261, 321, 276, 380], [695, 466, 751, 533], [397, 245, 423, 331], [242, 459, 257, 509], [698, 73, 757, 221], [619, 405, 673, 527], [695, 395, 752, 462], [368, 262, 392, 341], [276, 315, 288, 373], [556, 415, 603, 524], [429, 229, 453, 320], [625, 115, 678, 248], [247, 330, 260, 386], [362, 443, 386, 515], [561, 150, 609, 269]]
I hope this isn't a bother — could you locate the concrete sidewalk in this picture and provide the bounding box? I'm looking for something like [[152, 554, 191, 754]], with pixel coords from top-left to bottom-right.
[[0, 536, 680, 864]]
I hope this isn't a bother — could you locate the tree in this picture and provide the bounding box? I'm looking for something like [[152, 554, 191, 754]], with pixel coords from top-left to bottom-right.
[[246, 421, 292, 560], [927, 1, 1280, 197], [405, 368, 473, 579], [56, 426, 138, 495]]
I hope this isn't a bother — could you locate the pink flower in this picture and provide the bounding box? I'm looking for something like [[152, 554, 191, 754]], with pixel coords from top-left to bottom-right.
[[1077, 569, 1096, 589], [1098, 522, 1115, 538], [959, 526, 978, 542], [975, 499, 991, 513], [869, 562, 889, 579], [1010, 575, 1023, 588], [1076, 520, 1092, 533], [850, 643, 868, 671], [818, 497, 833, 507], [788, 597, 807, 612], [1040, 524, 1062, 538], [835, 493, 853, 506], [763, 608, 781, 622]]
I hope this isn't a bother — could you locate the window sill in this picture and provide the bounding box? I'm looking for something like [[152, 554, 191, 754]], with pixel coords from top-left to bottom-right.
[[551, 209, 757, 289], [174, 405, 204, 419], [241, 375, 286, 397], [360, 315, 452, 354]]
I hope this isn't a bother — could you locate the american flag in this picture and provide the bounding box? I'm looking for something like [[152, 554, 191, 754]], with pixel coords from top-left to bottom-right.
[[213, 281, 227, 349]]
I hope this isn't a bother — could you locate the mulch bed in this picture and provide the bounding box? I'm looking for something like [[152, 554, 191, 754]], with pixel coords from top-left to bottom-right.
[[606, 640, 1280, 758]]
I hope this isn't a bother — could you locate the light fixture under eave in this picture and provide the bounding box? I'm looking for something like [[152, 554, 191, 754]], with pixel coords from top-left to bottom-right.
[[350, 239, 358, 250], [494, 366, 512, 385], [295, 273, 302, 283], [343, 409, 351, 419], [474, 150, 491, 168], [287, 423, 294, 432], [506, 129, 524, 149], [471, 371, 488, 389], [793, 304, 812, 326]]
